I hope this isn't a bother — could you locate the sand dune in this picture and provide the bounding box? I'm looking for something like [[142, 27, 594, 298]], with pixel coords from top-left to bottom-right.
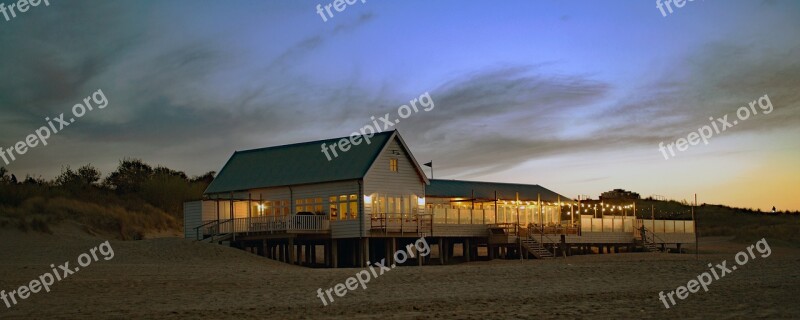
[[1, 227, 798, 319]]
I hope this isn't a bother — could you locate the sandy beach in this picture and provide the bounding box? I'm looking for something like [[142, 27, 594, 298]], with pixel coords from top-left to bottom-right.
[[1, 225, 798, 319]]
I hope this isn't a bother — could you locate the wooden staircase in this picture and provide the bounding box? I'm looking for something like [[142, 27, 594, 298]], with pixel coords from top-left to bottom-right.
[[520, 238, 554, 259], [418, 213, 433, 238], [641, 241, 661, 253], [638, 226, 665, 253], [201, 233, 232, 243]]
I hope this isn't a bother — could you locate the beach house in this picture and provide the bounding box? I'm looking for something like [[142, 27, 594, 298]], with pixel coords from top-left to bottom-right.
[[184, 130, 695, 267]]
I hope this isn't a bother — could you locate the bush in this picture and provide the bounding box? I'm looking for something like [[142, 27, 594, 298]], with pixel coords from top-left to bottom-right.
[[0, 161, 213, 240]]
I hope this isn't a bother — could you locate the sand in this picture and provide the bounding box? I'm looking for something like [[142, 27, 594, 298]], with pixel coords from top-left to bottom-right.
[[1, 225, 798, 319]]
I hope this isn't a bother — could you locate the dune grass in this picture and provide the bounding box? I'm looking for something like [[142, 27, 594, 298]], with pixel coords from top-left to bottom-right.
[[0, 160, 211, 240], [0, 196, 178, 240]]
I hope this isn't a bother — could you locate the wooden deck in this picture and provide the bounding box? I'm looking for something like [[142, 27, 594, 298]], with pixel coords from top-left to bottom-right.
[[194, 215, 330, 241], [194, 213, 695, 249]]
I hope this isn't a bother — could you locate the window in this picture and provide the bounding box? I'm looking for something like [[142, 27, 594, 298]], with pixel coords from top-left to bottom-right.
[[252, 200, 289, 217], [329, 196, 338, 220], [295, 198, 323, 214], [329, 194, 359, 220], [389, 158, 398, 172], [252, 201, 266, 217], [371, 194, 420, 217], [281, 200, 290, 216]]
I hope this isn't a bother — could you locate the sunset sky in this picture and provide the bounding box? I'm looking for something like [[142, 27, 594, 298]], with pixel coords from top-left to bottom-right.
[[0, 1, 798, 210]]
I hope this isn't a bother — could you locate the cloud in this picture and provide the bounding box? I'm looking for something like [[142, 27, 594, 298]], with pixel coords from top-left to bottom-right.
[[1, 1, 797, 186], [268, 12, 375, 73], [403, 42, 800, 178], [391, 64, 612, 174], [607, 42, 800, 140], [0, 1, 144, 136]]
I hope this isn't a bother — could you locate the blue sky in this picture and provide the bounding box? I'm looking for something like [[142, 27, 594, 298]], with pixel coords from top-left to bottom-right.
[[0, 0, 798, 210]]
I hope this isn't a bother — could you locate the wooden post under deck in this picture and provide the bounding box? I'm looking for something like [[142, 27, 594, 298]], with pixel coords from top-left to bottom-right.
[[331, 239, 338, 268], [464, 238, 471, 262], [353, 240, 359, 266], [324, 242, 330, 267], [438, 238, 444, 265], [391, 238, 398, 265], [296, 243, 303, 265], [288, 238, 295, 264], [363, 238, 370, 267], [416, 243, 423, 266]]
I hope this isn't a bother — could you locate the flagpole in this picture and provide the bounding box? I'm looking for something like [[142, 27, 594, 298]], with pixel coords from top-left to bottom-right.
[[423, 161, 433, 179], [694, 193, 698, 260]]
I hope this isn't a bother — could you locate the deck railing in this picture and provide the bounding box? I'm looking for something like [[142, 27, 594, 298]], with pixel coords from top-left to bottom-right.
[[638, 219, 695, 234], [370, 213, 433, 235], [526, 225, 580, 235], [198, 214, 330, 238], [431, 208, 496, 224], [526, 224, 563, 244], [636, 225, 667, 245]]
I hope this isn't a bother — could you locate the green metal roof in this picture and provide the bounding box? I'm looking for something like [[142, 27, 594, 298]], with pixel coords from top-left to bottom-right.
[[205, 131, 394, 194], [427, 179, 570, 202]]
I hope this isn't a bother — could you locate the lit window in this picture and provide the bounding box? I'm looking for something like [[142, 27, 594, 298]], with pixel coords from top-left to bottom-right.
[[329, 196, 338, 219], [389, 158, 398, 172], [329, 194, 360, 220]]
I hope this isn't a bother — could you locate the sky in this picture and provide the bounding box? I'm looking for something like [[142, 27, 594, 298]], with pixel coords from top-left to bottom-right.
[[0, 0, 798, 210]]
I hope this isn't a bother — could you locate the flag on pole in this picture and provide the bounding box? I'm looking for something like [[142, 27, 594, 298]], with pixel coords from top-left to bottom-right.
[[423, 161, 433, 178]]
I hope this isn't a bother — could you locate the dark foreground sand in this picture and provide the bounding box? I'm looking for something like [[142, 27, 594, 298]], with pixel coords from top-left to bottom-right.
[[1, 226, 798, 319]]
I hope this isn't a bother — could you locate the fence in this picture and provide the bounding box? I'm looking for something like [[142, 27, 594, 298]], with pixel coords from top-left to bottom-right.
[[198, 214, 330, 238], [579, 215, 636, 233], [430, 208, 496, 224], [639, 219, 695, 234]]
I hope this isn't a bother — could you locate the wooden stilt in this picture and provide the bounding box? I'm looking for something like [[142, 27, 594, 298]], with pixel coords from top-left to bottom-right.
[[331, 239, 339, 268], [324, 242, 330, 267], [288, 238, 295, 264], [438, 238, 445, 264], [296, 243, 302, 265], [363, 238, 370, 267], [464, 239, 471, 262]]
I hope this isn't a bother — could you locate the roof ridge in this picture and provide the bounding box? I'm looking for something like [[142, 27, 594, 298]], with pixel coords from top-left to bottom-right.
[[235, 130, 395, 154], [430, 178, 542, 187], [204, 130, 398, 194]]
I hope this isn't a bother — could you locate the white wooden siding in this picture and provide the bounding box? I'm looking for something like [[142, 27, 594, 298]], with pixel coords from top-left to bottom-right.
[[183, 201, 201, 239], [331, 220, 361, 238], [364, 137, 426, 197], [433, 224, 488, 237], [652, 233, 696, 243], [570, 232, 633, 244], [363, 136, 426, 238], [183, 201, 222, 239]]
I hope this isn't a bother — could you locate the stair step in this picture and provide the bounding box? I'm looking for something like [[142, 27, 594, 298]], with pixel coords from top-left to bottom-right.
[[520, 238, 555, 259]]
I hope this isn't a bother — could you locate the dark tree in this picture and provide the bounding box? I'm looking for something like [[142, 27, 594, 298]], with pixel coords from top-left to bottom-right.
[[104, 159, 154, 193], [191, 171, 216, 184]]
